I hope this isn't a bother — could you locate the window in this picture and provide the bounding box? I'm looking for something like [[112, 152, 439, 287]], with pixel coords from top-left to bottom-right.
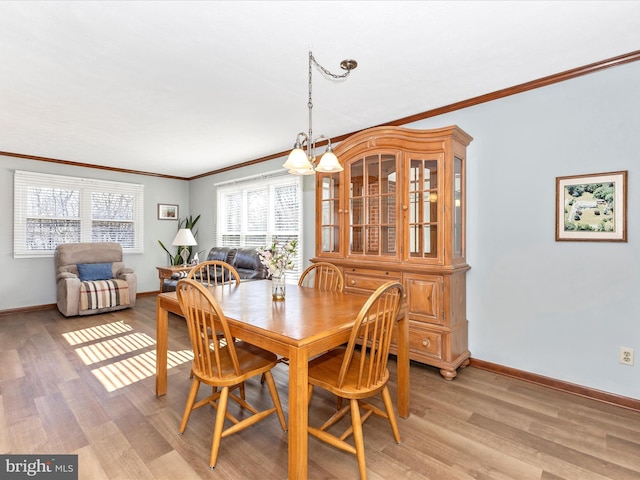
[[14, 170, 144, 257], [216, 172, 302, 280]]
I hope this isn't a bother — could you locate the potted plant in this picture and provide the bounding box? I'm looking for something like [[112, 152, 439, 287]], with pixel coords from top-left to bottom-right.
[[158, 214, 202, 265]]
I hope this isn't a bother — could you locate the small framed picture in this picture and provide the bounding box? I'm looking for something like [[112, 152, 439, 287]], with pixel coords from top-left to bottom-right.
[[556, 171, 627, 242], [158, 203, 179, 220]]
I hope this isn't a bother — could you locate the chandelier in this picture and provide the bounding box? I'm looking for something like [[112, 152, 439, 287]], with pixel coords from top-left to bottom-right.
[[283, 50, 357, 175]]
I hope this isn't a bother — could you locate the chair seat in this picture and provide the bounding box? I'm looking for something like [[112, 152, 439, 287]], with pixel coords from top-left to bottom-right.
[[197, 341, 279, 386], [308, 347, 390, 398]]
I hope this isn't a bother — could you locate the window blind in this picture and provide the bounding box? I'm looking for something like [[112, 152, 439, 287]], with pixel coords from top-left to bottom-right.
[[14, 170, 144, 257], [216, 173, 302, 280]]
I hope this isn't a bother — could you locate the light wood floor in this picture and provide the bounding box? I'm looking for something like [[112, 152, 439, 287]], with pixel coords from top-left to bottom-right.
[[1, 295, 639, 480]]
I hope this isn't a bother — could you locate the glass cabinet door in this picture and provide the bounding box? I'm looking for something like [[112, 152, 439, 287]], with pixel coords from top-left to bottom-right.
[[319, 173, 341, 254], [407, 155, 440, 259], [348, 153, 398, 258]]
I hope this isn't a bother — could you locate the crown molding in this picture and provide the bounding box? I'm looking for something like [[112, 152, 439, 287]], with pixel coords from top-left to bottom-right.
[[5, 49, 640, 180]]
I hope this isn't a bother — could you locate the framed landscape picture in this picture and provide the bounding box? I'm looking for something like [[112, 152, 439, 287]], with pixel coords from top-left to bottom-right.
[[158, 203, 178, 220], [556, 171, 627, 242]]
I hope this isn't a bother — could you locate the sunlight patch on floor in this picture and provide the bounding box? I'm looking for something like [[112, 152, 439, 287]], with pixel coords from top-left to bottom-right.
[[62, 320, 192, 392], [92, 349, 193, 392], [62, 321, 133, 345], [74, 332, 156, 365]]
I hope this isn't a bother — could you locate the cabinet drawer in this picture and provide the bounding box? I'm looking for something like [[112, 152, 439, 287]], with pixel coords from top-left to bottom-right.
[[344, 271, 401, 294], [392, 321, 443, 361]]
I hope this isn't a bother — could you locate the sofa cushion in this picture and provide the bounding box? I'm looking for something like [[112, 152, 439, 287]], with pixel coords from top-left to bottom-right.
[[207, 247, 236, 264], [233, 247, 268, 279], [233, 248, 260, 270], [56, 242, 123, 267], [203, 246, 268, 281], [77, 263, 113, 281]]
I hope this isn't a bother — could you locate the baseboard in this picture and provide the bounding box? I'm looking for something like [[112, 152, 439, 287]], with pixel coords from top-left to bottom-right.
[[470, 358, 640, 413], [0, 303, 57, 316], [137, 290, 161, 298], [0, 291, 159, 317]]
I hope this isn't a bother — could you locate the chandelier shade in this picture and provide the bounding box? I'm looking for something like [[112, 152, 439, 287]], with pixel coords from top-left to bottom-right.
[[282, 144, 312, 171], [314, 146, 342, 173]]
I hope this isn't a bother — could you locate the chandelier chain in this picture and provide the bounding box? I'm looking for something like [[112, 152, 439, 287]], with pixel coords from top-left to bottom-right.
[[310, 53, 354, 80], [308, 52, 313, 111], [306, 51, 355, 147], [282, 50, 356, 175]]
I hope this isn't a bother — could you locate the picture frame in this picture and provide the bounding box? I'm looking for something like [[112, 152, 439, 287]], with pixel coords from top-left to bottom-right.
[[556, 170, 627, 242], [158, 203, 179, 220]]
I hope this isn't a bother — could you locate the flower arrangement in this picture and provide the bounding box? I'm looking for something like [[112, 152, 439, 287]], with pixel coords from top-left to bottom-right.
[[256, 238, 298, 278]]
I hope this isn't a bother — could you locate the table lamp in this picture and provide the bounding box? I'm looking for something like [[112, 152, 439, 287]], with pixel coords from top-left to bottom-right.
[[172, 228, 197, 266]]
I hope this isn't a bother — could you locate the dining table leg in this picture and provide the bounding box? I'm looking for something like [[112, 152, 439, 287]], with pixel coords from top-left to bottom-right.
[[156, 301, 169, 396], [287, 346, 309, 479]]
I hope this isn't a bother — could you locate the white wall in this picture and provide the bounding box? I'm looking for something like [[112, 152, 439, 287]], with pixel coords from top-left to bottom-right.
[[0, 158, 191, 309], [406, 61, 640, 400]]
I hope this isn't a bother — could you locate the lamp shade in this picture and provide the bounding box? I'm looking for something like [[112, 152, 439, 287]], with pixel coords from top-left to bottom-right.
[[172, 228, 197, 246]]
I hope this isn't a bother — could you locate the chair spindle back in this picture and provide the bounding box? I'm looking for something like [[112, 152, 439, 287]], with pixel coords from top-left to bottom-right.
[[338, 281, 403, 390], [298, 262, 344, 292], [176, 279, 241, 380]]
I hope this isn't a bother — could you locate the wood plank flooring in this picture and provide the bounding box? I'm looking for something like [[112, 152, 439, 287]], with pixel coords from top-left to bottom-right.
[[1, 295, 639, 479]]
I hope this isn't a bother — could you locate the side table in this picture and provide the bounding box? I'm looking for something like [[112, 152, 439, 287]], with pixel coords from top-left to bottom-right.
[[156, 265, 192, 292]]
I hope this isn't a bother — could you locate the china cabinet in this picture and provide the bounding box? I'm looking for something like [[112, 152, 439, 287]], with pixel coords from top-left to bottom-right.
[[313, 125, 472, 379]]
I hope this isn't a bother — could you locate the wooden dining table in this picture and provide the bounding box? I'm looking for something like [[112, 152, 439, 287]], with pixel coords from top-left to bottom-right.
[[155, 279, 410, 480]]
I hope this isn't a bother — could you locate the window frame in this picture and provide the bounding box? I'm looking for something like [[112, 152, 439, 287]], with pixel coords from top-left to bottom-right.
[[216, 172, 303, 281], [13, 170, 145, 258]]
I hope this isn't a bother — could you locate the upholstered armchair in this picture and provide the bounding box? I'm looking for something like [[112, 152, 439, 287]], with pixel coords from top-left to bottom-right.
[[54, 242, 137, 317]]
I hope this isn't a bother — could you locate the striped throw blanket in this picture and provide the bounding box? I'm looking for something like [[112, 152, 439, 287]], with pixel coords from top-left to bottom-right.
[[80, 279, 130, 311]]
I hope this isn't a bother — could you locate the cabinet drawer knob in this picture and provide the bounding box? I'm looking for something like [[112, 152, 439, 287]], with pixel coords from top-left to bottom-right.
[[402, 205, 408, 211], [350, 280, 356, 285], [422, 339, 430, 348]]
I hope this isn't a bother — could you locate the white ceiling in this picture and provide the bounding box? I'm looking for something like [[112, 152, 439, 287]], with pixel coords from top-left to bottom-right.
[[2, 1, 640, 178]]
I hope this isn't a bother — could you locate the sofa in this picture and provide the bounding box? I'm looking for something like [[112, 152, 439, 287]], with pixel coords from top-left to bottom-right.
[[161, 246, 268, 292], [206, 247, 268, 279], [55, 242, 137, 317]]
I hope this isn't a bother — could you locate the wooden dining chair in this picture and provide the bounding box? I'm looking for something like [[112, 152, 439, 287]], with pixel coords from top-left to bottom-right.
[[186, 260, 245, 396], [307, 281, 404, 480], [298, 262, 344, 292], [176, 278, 287, 469]]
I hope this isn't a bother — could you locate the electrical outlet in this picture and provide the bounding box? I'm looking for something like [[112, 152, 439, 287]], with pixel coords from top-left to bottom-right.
[[619, 347, 634, 366]]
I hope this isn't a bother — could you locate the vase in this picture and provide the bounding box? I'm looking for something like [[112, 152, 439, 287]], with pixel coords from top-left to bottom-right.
[[271, 274, 286, 300]]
